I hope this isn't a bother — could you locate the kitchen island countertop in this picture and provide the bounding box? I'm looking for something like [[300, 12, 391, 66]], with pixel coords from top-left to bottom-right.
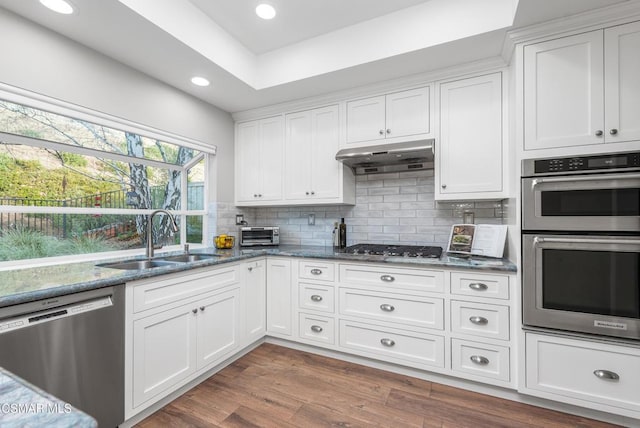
[[0, 245, 516, 309]]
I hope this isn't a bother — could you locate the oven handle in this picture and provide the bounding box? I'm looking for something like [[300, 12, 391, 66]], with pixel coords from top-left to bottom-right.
[[534, 237, 640, 246], [531, 172, 640, 188]]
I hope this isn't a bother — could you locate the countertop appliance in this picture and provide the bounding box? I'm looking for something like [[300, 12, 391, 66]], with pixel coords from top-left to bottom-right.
[[344, 243, 443, 258], [240, 226, 279, 246], [335, 140, 435, 174], [0, 286, 124, 427], [521, 152, 640, 341]]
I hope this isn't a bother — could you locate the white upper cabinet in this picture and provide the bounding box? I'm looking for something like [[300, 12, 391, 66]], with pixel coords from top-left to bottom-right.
[[285, 105, 349, 203], [604, 21, 640, 144], [437, 72, 504, 200], [235, 116, 283, 205], [345, 87, 432, 146], [524, 21, 640, 151]]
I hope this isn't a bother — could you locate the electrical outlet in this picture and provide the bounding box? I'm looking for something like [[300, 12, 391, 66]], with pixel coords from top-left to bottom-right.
[[308, 213, 315, 225], [235, 214, 245, 225]]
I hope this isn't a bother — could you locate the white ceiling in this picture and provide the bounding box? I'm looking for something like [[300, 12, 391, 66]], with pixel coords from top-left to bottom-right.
[[0, 0, 631, 113]]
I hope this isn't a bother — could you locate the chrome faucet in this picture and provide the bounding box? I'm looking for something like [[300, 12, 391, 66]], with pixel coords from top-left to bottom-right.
[[146, 209, 179, 259]]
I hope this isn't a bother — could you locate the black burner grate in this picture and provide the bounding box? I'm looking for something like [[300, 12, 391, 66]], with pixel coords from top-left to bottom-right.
[[344, 244, 442, 258]]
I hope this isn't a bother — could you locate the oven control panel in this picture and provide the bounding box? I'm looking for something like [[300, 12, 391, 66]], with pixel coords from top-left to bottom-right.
[[526, 151, 640, 175]]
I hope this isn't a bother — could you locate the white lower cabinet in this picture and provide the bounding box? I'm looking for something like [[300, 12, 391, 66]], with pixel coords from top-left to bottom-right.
[[298, 313, 335, 345], [451, 338, 510, 382], [266, 258, 293, 337], [243, 259, 266, 343], [525, 333, 640, 417]]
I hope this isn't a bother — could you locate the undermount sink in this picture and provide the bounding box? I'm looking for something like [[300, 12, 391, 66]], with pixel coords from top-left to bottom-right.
[[159, 254, 219, 263], [97, 260, 178, 270]]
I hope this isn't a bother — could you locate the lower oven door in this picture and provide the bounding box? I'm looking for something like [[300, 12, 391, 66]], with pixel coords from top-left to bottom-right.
[[523, 234, 640, 340]]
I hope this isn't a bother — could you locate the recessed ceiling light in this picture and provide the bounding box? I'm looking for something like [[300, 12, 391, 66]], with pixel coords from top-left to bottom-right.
[[191, 76, 210, 87], [255, 3, 276, 20], [39, 0, 74, 15]]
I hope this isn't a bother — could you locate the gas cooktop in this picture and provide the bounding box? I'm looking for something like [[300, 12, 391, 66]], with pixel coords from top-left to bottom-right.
[[344, 244, 443, 259]]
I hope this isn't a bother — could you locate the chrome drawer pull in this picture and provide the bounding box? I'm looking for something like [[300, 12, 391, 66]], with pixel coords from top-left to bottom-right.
[[310, 268, 323, 275], [199, 306, 205, 312], [380, 338, 395, 347], [310, 295, 323, 302], [593, 370, 619, 381], [192, 308, 198, 314], [470, 355, 489, 365], [469, 282, 488, 291], [380, 275, 395, 282], [380, 304, 395, 312], [469, 316, 488, 325], [310, 325, 323, 333]]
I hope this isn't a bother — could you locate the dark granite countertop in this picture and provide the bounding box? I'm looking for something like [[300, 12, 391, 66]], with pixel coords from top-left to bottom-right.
[[0, 367, 96, 428], [0, 245, 516, 309]]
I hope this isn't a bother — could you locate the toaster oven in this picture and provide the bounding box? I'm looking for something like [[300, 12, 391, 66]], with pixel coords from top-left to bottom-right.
[[240, 226, 280, 246]]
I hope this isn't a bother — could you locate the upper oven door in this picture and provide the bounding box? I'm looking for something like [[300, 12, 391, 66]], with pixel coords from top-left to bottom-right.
[[523, 234, 640, 339], [522, 172, 640, 232]]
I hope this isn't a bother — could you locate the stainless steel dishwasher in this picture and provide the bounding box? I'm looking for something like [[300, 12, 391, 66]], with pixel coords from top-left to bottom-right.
[[0, 286, 124, 427]]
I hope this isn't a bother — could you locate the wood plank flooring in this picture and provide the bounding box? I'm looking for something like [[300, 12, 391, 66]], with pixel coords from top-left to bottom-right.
[[136, 343, 618, 428]]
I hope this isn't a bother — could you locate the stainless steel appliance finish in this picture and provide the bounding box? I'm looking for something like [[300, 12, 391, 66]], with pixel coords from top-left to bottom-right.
[[0, 286, 125, 427], [521, 152, 640, 232], [240, 226, 280, 246], [335, 140, 435, 174], [522, 234, 640, 340], [344, 243, 443, 258]]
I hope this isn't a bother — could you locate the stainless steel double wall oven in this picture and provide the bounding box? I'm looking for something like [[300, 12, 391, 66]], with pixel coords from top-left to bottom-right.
[[521, 151, 640, 340]]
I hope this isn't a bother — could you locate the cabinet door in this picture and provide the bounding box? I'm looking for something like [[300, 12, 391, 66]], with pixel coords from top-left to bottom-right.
[[310, 105, 341, 199], [386, 87, 430, 138], [266, 259, 292, 336], [235, 121, 262, 202], [244, 260, 266, 343], [605, 21, 640, 144], [132, 304, 197, 408], [438, 73, 503, 196], [259, 116, 284, 201], [197, 288, 240, 370], [524, 31, 604, 150], [346, 95, 386, 143], [284, 110, 313, 200]]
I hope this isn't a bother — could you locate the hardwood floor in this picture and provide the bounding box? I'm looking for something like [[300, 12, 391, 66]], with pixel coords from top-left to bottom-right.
[[136, 343, 618, 428]]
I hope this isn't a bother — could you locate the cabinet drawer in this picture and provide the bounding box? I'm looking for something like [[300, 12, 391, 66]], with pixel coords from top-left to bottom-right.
[[299, 260, 335, 282], [132, 265, 240, 313], [339, 288, 444, 330], [451, 300, 509, 341], [298, 283, 335, 314], [298, 313, 335, 345], [339, 264, 444, 293], [339, 320, 445, 369], [450, 272, 509, 300], [526, 333, 640, 412], [452, 339, 510, 382]]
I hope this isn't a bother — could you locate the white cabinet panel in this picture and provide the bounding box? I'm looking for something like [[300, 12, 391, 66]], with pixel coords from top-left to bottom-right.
[[605, 21, 640, 144], [524, 31, 604, 149], [451, 300, 510, 341], [450, 271, 510, 301], [452, 339, 510, 382], [244, 260, 266, 343], [298, 260, 335, 282], [284, 110, 312, 200], [235, 121, 262, 203], [298, 313, 335, 345], [298, 282, 335, 314], [386, 87, 430, 138], [346, 95, 386, 143], [339, 264, 445, 293], [197, 288, 240, 369], [437, 72, 503, 199], [266, 259, 293, 336], [311, 106, 342, 199], [260, 117, 285, 201]]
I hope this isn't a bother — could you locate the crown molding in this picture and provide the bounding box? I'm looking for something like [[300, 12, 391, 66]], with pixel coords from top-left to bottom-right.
[[502, 0, 640, 63], [232, 56, 507, 122]]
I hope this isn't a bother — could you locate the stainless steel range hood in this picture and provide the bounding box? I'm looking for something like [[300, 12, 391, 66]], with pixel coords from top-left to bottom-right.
[[335, 139, 435, 175]]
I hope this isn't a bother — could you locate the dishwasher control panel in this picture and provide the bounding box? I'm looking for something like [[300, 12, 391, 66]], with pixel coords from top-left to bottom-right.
[[0, 296, 112, 334]]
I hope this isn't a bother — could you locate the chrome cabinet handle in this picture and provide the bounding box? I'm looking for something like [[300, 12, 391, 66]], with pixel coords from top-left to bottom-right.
[[441, 184, 447, 189], [310, 325, 323, 333], [248, 266, 253, 272], [595, 130, 603, 137], [380, 338, 395, 347], [310, 295, 323, 302], [253, 194, 258, 198], [199, 306, 205, 312], [380, 275, 395, 282], [192, 308, 198, 314], [379, 129, 384, 135], [469, 282, 488, 291], [311, 191, 315, 195], [310, 268, 323, 275], [258, 194, 262, 197], [610, 128, 618, 135], [593, 370, 619, 381], [380, 304, 395, 312], [470, 355, 490, 365], [386, 129, 391, 134], [531, 172, 640, 186], [305, 191, 310, 195], [533, 236, 640, 246], [469, 316, 488, 325]]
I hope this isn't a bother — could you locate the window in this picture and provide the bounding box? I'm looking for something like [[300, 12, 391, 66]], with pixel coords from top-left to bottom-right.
[[0, 96, 214, 262]]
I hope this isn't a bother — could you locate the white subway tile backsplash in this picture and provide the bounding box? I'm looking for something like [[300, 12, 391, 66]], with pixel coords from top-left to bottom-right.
[[217, 170, 504, 248]]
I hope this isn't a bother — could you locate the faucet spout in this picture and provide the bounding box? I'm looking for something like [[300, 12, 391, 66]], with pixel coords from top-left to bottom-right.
[[146, 209, 179, 259]]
